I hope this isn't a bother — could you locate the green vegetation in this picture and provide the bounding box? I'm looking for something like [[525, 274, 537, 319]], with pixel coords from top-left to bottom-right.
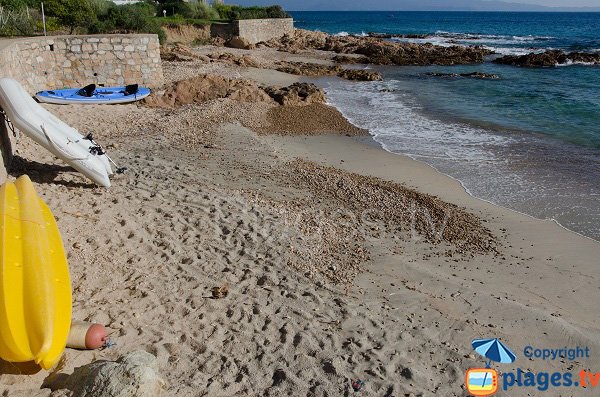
[[154, 2, 289, 20], [44, 0, 96, 34], [0, 0, 289, 41], [88, 2, 166, 43], [212, 4, 289, 20], [0, 0, 40, 35]]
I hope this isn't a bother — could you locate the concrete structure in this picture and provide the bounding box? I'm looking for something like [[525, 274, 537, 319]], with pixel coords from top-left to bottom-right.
[[211, 18, 293, 44], [0, 33, 163, 180], [0, 34, 163, 94]]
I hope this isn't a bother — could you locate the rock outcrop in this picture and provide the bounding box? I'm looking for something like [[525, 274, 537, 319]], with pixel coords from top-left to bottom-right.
[[226, 36, 255, 50], [332, 55, 369, 64], [264, 29, 493, 66], [161, 44, 207, 62], [275, 61, 341, 76], [337, 69, 383, 81], [263, 83, 326, 106], [274, 61, 382, 81], [425, 72, 500, 79], [207, 52, 260, 67], [493, 50, 600, 67], [57, 351, 166, 397]]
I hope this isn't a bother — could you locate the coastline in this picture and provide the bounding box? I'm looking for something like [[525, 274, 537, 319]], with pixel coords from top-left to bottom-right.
[[328, 100, 600, 244], [3, 41, 600, 396]]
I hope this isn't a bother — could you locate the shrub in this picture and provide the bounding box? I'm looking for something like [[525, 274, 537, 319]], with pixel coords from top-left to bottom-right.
[[213, 4, 290, 20], [0, 7, 37, 35], [0, 0, 38, 11], [188, 2, 219, 20], [157, 0, 193, 17], [265, 5, 289, 18], [43, 0, 97, 34], [90, 2, 166, 43]]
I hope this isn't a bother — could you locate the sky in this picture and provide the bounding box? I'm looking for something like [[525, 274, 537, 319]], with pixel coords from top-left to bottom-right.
[[230, 0, 600, 10]]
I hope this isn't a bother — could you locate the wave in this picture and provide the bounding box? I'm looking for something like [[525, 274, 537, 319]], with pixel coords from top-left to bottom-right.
[[390, 31, 559, 56], [433, 31, 554, 42], [336, 31, 370, 37], [556, 60, 599, 67]]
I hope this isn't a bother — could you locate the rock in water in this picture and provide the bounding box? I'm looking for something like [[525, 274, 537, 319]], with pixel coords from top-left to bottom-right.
[[425, 72, 500, 79], [263, 29, 493, 65], [337, 69, 383, 81], [60, 351, 166, 397], [493, 50, 600, 67]]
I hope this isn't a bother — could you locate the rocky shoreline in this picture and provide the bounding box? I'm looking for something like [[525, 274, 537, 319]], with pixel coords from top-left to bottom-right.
[[263, 29, 493, 66], [494, 49, 600, 67]]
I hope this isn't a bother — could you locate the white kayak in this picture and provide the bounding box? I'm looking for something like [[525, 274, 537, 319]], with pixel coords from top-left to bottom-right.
[[0, 78, 112, 187]]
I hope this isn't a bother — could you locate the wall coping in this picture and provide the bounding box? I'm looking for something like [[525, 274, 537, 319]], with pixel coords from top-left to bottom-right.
[[236, 18, 294, 23], [0, 33, 159, 50]]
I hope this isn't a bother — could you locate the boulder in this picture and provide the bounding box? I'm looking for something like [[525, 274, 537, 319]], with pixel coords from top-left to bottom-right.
[[425, 72, 500, 79], [337, 69, 383, 81], [160, 44, 204, 62], [207, 52, 260, 67], [58, 351, 166, 397], [332, 55, 369, 64], [263, 83, 326, 106], [275, 61, 341, 77], [225, 36, 255, 50]]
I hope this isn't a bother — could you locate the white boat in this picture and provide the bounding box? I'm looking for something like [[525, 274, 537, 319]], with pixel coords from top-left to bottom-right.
[[0, 78, 112, 187]]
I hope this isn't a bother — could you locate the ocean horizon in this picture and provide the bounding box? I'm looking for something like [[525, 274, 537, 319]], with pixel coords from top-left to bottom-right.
[[292, 11, 600, 241]]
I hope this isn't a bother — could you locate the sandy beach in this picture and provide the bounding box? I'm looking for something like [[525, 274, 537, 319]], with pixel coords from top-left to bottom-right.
[[2, 41, 600, 397]]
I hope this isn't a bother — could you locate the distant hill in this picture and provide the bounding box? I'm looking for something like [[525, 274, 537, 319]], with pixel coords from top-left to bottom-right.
[[228, 0, 600, 12]]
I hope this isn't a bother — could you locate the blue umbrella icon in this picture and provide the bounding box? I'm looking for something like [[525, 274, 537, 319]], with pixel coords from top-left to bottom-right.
[[471, 338, 517, 389], [472, 338, 517, 367]]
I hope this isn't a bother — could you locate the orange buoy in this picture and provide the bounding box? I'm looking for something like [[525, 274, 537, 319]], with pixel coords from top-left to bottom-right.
[[66, 321, 108, 350]]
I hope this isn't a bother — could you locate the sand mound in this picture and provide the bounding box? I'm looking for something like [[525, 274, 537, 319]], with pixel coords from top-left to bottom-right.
[[256, 103, 366, 136], [144, 76, 327, 109], [144, 74, 273, 108]]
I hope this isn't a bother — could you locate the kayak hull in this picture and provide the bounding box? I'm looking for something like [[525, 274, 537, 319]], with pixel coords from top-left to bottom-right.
[[0, 175, 72, 370], [35, 86, 151, 105], [0, 78, 112, 187]]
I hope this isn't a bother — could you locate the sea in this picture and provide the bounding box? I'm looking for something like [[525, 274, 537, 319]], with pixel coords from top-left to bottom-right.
[[291, 11, 600, 241]]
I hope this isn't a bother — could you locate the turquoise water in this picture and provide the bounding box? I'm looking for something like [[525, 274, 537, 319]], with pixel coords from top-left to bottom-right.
[[292, 12, 600, 240]]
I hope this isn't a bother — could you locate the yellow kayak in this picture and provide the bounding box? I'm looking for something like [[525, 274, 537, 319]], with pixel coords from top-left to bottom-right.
[[0, 175, 72, 370]]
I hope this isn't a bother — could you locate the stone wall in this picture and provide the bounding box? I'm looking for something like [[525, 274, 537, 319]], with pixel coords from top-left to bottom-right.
[[211, 18, 293, 44], [0, 34, 163, 94]]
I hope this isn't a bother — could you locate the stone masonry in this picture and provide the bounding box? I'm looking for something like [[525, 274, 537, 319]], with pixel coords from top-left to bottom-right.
[[0, 34, 163, 94], [211, 18, 293, 45]]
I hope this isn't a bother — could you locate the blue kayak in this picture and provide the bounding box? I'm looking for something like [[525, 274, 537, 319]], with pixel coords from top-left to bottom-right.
[[35, 84, 151, 104]]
